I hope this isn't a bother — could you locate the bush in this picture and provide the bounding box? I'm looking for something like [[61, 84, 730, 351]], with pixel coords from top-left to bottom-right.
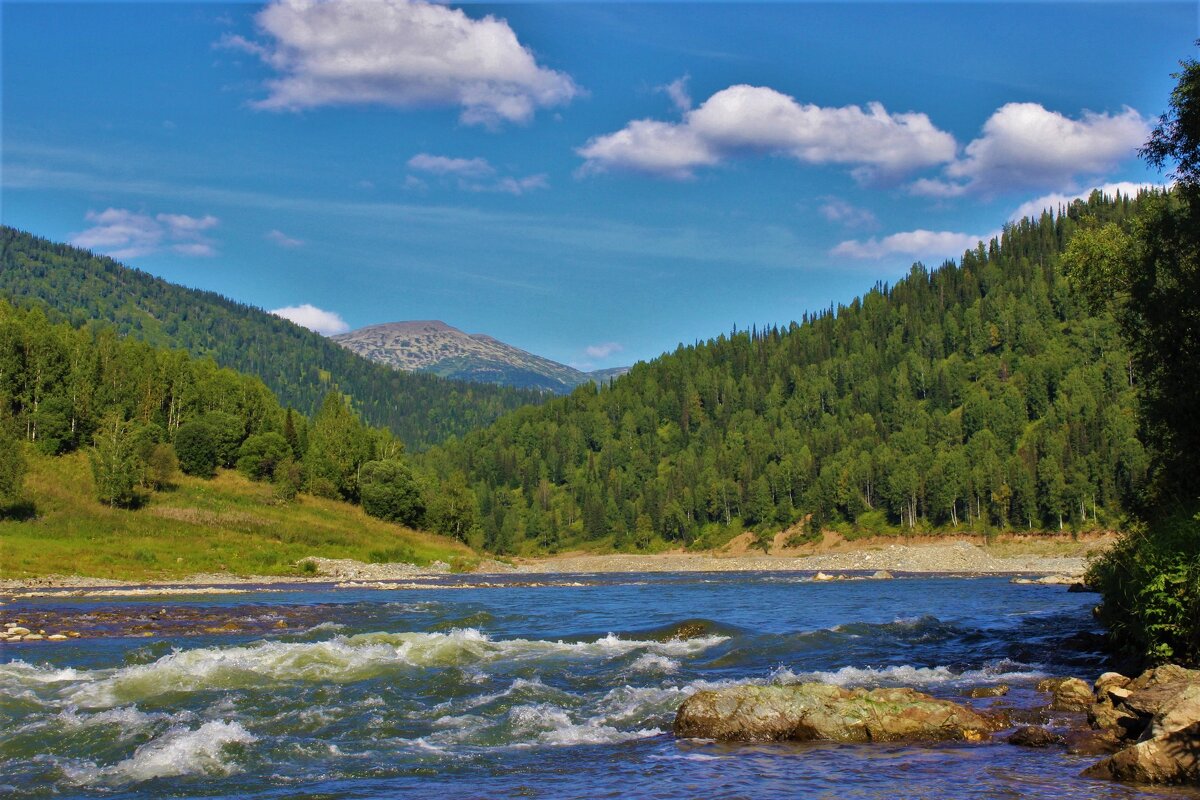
[[174, 421, 217, 478], [1087, 507, 1200, 665], [237, 432, 291, 481], [359, 459, 424, 526]]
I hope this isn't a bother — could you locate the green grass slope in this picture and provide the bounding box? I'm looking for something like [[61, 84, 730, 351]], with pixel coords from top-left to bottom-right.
[[0, 449, 475, 581]]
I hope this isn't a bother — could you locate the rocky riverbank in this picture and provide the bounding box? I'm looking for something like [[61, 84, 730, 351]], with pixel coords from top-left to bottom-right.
[[673, 665, 1200, 787]]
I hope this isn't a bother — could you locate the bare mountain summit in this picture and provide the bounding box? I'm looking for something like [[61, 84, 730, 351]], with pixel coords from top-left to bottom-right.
[[332, 321, 628, 393]]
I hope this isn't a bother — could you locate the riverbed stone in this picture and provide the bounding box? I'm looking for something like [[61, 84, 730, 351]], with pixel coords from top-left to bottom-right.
[[1041, 677, 1093, 711], [1081, 721, 1200, 784], [1095, 672, 1131, 694], [673, 683, 993, 743], [1007, 726, 1063, 748]]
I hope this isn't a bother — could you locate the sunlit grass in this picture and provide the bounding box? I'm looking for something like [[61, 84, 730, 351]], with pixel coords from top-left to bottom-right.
[[0, 448, 475, 581]]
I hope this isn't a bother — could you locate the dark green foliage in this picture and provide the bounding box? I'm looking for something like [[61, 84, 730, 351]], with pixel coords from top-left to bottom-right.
[[1142, 47, 1200, 190], [424, 193, 1146, 551], [237, 432, 291, 481], [1089, 511, 1200, 664], [0, 227, 545, 450], [0, 421, 26, 510], [174, 420, 218, 479], [1079, 50, 1200, 667], [360, 459, 425, 526]]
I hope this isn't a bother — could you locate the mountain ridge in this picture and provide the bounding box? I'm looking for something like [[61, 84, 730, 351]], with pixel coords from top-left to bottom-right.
[[333, 320, 629, 393]]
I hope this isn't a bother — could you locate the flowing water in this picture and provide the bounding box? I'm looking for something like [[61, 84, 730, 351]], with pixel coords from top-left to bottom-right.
[[2, 573, 1198, 799]]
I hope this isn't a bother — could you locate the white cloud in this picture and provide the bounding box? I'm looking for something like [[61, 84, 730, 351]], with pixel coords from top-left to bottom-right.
[[660, 75, 692, 113], [478, 174, 548, 196], [818, 197, 878, 229], [407, 153, 495, 178], [584, 342, 623, 359], [266, 229, 304, 248], [269, 303, 350, 335], [69, 208, 219, 260], [225, 0, 578, 127], [578, 85, 956, 180], [912, 103, 1149, 197], [1009, 181, 1166, 223], [831, 229, 996, 261], [408, 153, 546, 195]]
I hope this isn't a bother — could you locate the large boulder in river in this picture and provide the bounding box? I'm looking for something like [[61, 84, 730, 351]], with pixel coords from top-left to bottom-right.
[[1081, 722, 1200, 784], [673, 683, 993, 743], [1082, 665, 1200, 784], [1037, 676, 1094, 711]]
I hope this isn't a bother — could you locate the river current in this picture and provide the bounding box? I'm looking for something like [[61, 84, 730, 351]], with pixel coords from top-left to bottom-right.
[[3, 573, 1198, 799]]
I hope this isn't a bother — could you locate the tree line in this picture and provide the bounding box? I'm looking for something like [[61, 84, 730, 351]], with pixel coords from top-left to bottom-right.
[[0, 228, 546, 451], [421, 192, 1149, 553]]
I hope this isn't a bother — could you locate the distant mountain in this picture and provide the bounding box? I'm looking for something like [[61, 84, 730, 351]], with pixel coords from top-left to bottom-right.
[[332, 321, 629, 393], [0, 228, 544, 450]]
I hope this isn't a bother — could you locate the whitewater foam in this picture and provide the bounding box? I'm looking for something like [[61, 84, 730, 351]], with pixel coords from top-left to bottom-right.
[[63, 720, 256, 786], [66, 628, 728, 708]]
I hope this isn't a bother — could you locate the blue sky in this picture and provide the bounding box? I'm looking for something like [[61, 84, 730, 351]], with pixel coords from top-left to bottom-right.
[[2, 2, 1193, 369]]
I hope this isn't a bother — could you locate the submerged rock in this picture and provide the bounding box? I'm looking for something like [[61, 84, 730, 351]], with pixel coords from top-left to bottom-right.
[[964, 684, 1010, 699], [1007, 726, 1063, 748], [673, 683, 993, 743]]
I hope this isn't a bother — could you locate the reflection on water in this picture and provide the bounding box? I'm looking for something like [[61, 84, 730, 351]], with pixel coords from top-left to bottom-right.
[[1, 574, 1196, 799]]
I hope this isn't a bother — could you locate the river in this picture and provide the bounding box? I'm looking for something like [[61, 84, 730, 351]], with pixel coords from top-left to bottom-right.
[[2, 573, 1197, 799]]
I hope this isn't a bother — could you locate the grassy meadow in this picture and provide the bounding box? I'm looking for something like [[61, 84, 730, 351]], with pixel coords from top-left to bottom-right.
[[0, 449, 475, 581]]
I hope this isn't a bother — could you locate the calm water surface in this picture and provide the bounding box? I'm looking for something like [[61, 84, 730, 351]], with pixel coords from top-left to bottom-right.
[[3, 573, 1198, 799]]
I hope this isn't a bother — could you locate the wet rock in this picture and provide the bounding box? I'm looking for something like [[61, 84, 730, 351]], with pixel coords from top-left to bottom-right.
[[1088, 700, 1141, 738], [1127, 665, 1200, 692], [1095, 672, 1131, 694], [1007, 726, 1063, 748], [1145, 682, 1200, 740], [22, 634, 43, 641], [1081, 721, 1200, 784], [812, 572, 835, 582], [870, 570, 894, 580], [1037, 677, 1093, 711], [46, 634, 67, 641], [1066, 728, 1125, 756], [7, 626, 30, 636], [1067, 582, 1096, 593], [964, 684, 1010, 698], [673, 683, 993, 743]]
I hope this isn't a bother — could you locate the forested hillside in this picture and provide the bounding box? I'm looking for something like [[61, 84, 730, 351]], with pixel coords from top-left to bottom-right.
[[0, 299, 474, 568], [0, 228, 544, 450], [423, 192, 1149, 553]]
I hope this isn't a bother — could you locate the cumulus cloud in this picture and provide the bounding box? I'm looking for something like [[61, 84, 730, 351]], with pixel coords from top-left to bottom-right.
[[407, 153, 547, 195], [266, 229, 304, 248], [70, 208, 219, 260], [818, 197, 878, 229], [584, 342, 624, 360], [831, 229, 996, 261], [223, 0, 578, 126], [269, 303, 350, 335], [578, 85, 956, 180], [1009, 181, 1167, 223], [912, 103, 1149, 197]]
